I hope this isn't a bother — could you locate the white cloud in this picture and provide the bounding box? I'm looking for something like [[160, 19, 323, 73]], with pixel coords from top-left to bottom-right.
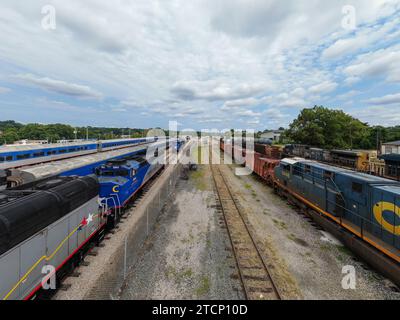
[[308, 81, 338, 94], [171, 80, 270, 102], [343, 45, 400, 83], [0, 0, 398, 128], [14, 74, 103, 100], [321, 18, 399, 60], [351, 105, 400, 126], [366, 93, 400, 105], [337, 90, 361, 100], [223, 97, 260, 108], [0, 87, 11, 94], [235, 110, 261, 117]]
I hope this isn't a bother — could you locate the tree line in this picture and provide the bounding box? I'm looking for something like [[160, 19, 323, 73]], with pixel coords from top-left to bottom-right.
[[0, 121, 149, 145]]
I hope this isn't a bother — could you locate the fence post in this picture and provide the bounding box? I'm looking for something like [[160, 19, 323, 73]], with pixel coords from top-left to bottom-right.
[[124, 236, 127, 280]]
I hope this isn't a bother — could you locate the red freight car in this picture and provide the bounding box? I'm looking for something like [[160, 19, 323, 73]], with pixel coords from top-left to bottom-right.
[[254, 143, 282, 159], [246, 151, 280, 186]]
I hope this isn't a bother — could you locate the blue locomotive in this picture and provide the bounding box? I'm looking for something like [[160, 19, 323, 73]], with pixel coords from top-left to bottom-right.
[[96, 139, 185, 225], [274, 158, 400, 262]]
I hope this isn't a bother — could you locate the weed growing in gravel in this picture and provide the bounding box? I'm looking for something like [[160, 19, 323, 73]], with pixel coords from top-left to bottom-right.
[[336, 245, 352, 256], [273, 219, 287, 230], [196, 275, 211, 297], [190, 168, 208, 191]]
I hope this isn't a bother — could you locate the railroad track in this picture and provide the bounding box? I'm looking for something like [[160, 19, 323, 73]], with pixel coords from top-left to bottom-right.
[[210, 164, 281, 300]]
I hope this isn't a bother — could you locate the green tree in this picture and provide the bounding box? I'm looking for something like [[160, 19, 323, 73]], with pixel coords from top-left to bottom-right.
[[0, 128, 19, 144], [285, 106, 371, 149]]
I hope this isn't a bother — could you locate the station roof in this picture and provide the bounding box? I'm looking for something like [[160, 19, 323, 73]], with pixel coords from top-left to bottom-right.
[[383, 140, 400, 146]]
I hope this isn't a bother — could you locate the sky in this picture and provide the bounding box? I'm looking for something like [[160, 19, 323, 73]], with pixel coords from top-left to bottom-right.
[[0, 0, 399, 131]]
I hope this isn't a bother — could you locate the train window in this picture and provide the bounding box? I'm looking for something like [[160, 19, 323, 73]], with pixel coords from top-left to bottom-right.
[[6, 156, 13, 161], [33, 152, 45, 157], [59, 149, 67, 153], [282, 164, 290, 173], [352, 182, 363, 193], [0, 157, 4, 162], [305, 165, 311, 174], [293, 165, 302, 176], [116, 170, 129, 177], [324, 171, 333, 179], [100, 171, 114, 176], [16, 154, 30, 160]]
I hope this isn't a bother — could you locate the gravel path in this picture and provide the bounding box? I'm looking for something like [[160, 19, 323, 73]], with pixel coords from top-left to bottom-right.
[[119, 165, 244, 300]]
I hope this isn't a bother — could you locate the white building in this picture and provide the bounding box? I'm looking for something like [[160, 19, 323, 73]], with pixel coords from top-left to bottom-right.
[[382, 141, 400, 155], [260, 130, 283, 142]]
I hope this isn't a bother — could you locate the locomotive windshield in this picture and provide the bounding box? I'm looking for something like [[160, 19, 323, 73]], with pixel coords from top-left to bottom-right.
[[98, 169, 129, 177]]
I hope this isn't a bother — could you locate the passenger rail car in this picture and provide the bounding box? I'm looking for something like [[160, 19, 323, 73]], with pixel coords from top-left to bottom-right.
[[4, 141, 163, 188], [274, 159, 400, 263], [0, 138, 156, 171], [0, 175, 106, 300]]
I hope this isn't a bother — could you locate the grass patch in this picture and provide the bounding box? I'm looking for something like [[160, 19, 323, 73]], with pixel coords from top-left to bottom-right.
[[244, 183, 252, 190], [273, 218, 287, 230], [165, 266, 194, 283], [320, 244, 331, 252], [190, 168, 208, 191], [196, 275, 211, 297], [336, 245, 352, 256]]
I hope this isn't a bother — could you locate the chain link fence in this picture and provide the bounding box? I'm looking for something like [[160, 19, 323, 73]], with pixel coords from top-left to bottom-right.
[[84, 161, 184, 299]]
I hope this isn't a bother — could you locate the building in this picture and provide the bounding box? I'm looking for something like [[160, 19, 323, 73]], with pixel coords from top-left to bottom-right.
[[260, 130, 283, 142], [380, 141, 400, 180], [382, 141, 400, 155], [9, 139, 48, 146]]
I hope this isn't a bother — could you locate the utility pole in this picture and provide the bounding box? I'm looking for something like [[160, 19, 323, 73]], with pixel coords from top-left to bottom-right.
[[376, 128, 380, 155]]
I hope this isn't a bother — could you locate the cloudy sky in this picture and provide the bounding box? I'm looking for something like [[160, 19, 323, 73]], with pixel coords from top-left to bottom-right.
[[0, 0, 399, 130]]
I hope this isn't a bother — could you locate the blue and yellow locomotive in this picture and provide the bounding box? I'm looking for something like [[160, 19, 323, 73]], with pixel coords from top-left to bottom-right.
[[274, 158, 400, 263]]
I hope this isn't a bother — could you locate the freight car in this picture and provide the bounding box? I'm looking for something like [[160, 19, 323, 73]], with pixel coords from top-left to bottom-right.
[[274, 158, 400, 266], [380, 154, 400, 181], [330, 149, 377, 172], [245, 150, 280, 186], [0, 175, 106, 300], [284, 145, 379, 173]]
